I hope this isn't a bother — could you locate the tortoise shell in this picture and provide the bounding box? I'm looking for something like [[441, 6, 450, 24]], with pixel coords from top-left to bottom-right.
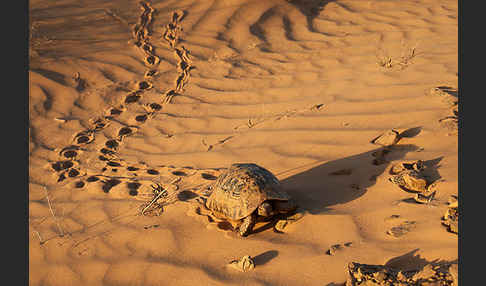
[[206, 163, 290, 220]]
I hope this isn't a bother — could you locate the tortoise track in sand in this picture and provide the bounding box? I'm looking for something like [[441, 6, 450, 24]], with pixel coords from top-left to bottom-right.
[[48, 2, 205, 205], [47, 1, 327, 207]]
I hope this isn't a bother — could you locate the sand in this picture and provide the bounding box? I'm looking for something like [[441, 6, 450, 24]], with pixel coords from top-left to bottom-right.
[[29, 0, 458, 285]]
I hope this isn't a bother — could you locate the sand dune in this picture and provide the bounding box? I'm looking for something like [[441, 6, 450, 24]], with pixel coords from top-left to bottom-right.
[[29, 0, 458, 285]]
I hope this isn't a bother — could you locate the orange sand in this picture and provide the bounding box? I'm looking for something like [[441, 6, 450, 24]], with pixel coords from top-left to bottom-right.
[[29, 0, 458, 285]]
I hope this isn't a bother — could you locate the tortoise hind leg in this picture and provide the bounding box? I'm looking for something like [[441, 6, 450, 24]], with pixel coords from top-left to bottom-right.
[[239, 212, 257, 237]]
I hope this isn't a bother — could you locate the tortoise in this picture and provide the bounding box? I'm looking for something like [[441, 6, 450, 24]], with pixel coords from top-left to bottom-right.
[[206, 163, 297, 237]]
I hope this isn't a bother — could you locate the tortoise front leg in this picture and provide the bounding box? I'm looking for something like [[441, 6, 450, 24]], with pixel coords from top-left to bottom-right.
[[239, 212, 257, 237]]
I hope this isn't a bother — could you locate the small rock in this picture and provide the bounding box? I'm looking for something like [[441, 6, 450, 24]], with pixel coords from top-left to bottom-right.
[[390, 164, 407, 175], [327, 242, 353, 255], [346, 261, 457, 286], [286, 208, 306, 222], [412, 264, 435, 281], [389, 170, 428, 193], [390, 160, 424, 175], [396, 271, 407, 282], [426, 181, 440, 192], [327, 244, 343, 256], [273, 208, 306, 232], [449, 263, 458, 286], [384, 214, 401, 222], [346, 262, 394, 286], [447, 195, 458, 205], [228, 255, 255, 272], [371, 130, 400, 146], [274, 220, 288, 232], [442, 200, 458, 234], [414, 190, 436, 204], [429, 86, 458, 107], [386, 221, 416, 237], [439, 116, 458, 132], [373, 270, 387, 282]]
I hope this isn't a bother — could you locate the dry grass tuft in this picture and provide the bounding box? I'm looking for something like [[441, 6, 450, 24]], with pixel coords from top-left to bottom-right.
[[376, 41, 419, 70]]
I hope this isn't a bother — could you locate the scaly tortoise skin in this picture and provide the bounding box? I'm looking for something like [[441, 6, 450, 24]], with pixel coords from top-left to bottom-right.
[[206, 163, 297, 237]]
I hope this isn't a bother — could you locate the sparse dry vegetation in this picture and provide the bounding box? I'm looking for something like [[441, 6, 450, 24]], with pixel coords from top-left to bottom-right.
[[376, 41, 419, 70]]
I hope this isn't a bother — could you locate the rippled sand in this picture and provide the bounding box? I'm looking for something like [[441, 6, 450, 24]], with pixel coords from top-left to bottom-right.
[[29, 0, 458, 285]]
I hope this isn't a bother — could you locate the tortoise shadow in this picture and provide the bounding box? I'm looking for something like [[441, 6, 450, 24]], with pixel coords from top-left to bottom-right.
[[278, 144, 420, 215], [249, 144, 420, 235]]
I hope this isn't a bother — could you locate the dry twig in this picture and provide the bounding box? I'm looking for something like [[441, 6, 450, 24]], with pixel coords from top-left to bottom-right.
[[43, 187, 64, 237]]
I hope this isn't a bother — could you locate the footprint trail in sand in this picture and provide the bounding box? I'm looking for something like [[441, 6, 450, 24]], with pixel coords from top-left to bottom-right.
[[47, 1, 326, 210], [47, 2, 207, 208], [29, 1, 458, 285]]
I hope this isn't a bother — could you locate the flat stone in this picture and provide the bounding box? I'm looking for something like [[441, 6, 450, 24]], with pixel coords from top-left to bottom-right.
[[273, 208, 306, 232], [327, 244, 343, 256], [414, 190, 436, 204], [372, 130, 400, 146], [386, 221, 417, 237], [345, 261, 457, 286], [390, 160, 424, 175], [274, 220, 288, 232], [228, 255, 255, 272], [442, 201, 458, 234], [389, 170, 428, 193]]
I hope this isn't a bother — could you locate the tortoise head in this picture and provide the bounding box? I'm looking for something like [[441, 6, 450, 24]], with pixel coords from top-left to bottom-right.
[[257, 201, 273, 217]]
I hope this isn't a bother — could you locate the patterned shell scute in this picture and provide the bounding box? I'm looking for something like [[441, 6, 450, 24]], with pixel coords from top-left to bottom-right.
[[206, 163, 290, 220]]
